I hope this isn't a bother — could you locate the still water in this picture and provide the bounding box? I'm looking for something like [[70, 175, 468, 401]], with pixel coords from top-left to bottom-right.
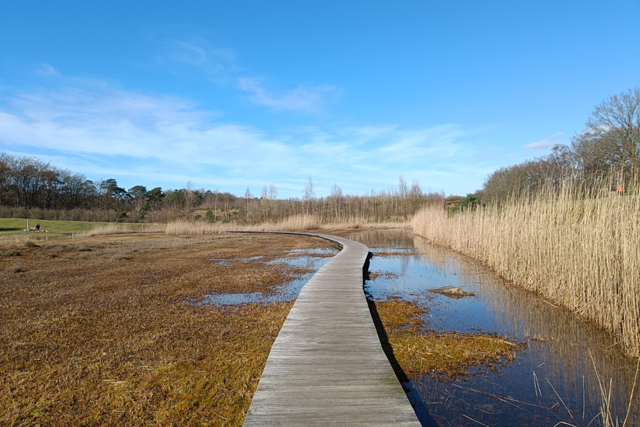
[[348, 229, 639, 427], [200, 247, 339, 305]]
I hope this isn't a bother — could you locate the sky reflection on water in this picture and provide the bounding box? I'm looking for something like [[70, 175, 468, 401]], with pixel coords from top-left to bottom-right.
[[349, 229, 639, 427], [199, 247, 338, 305]]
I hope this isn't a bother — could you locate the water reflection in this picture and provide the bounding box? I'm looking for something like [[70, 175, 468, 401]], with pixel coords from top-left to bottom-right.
[[348, 229, 639, 427], [199, 247, 338, 305]]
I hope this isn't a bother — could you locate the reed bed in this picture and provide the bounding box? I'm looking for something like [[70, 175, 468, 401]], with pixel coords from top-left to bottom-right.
[[165, 215, 409, 235], [411, 184, 640, 358]]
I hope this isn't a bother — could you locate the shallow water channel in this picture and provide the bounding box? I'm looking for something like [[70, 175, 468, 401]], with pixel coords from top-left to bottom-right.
[[348, 229, 639, 427], [200, 247, 338, 305]]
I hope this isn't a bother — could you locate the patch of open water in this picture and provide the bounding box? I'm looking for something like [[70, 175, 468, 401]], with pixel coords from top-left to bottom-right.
[[199, 247, 339, 305], [348, 229, 639, 427]]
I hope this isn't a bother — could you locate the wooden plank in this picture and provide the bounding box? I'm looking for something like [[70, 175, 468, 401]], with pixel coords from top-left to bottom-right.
[[243, 233, 420, 426]]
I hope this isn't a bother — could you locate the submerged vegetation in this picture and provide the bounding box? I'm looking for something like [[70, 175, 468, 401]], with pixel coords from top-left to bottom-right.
[[0, 233, 336, 425], [373, 299, 525, 380]]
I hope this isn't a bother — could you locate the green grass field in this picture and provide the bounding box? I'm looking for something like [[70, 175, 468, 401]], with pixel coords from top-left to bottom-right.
[[0, 218, 149, 236]]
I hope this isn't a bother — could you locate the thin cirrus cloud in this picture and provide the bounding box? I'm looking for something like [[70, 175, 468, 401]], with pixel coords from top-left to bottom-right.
[[238, 78, 339, 113], [523, 132, 564, 150], [148, 33, 241, 84], [36, 64, 61, 76], [0, 83, 295, 172], [523, 140, 553, 149], [147, 33, 339, 114], [0, 76, 487, 196]]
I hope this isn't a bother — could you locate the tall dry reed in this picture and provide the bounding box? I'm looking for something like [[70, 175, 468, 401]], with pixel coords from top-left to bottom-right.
[[411, 183, 640, 358], [165, 215, 409, 235]]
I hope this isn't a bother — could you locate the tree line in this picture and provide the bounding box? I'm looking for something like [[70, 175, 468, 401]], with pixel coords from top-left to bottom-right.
[[0, 152, 444, 223], [480, 88, 640, 202], [6, 89, 632, 219]]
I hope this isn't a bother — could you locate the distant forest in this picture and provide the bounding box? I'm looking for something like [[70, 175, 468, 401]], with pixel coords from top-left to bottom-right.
[[1, 88, 637, 223], [0, 153, 445, 223]]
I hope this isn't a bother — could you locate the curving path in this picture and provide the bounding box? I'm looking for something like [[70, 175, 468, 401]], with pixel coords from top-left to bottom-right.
[[243, 233, 421, 426]]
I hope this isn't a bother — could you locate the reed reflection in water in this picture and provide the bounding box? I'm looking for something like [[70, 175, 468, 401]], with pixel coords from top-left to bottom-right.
[[348, 229, 639, 427]]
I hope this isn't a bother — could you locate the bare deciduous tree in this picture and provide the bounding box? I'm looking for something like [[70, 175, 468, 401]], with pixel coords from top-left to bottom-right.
[[303, 177, 315, 215], [245, 187, 252, 222], [586, 87, 640, 176]]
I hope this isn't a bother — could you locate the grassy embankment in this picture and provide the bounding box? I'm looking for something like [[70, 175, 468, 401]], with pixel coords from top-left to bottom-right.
[[1, 214, 408, 240], [0, 232, 336, 425], [0, 218, 160, 237], [411, 188, 640, 358]]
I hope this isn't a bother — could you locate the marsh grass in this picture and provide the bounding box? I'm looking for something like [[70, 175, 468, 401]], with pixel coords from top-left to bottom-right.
[[0, 232, 336, 425], [165, 215, 409, 235], [373, 299, 525, 379], [78, 222, 165, 236], [411, 182, 640, 358]]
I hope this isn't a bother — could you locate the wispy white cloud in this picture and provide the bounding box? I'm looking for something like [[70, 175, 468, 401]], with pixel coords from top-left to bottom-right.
[[523, 140, 552, 149], [238, 78, 338, 113], [36, 64, 60, 76], [145, 32, 340, 114], [523, 132, 564, 150], [148, 33, 240, 84], [0, 78, 492, 196]]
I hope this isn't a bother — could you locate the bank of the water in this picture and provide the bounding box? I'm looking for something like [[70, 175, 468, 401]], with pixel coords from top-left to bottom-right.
[[348, 229, 640, 427], [411, 198, 640, 359]]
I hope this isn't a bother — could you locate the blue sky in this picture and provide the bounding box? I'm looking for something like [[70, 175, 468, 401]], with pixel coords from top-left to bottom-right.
[[1, 1, 639, 198]]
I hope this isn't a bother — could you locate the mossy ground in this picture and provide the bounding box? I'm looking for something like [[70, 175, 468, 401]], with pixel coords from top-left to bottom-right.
[[0, 232, 335, 426]]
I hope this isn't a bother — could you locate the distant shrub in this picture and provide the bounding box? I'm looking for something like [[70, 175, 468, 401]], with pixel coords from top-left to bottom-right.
[[2, 250, 21, 257], [6, 266, 24, 273]]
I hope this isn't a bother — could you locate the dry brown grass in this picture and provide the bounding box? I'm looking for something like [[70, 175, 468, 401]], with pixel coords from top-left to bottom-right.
[[0, 232, 336, 426], [78, 222, 166, 236], [411, 185, 640, 358], [165, 215, 409, 235], [373, 299, 525, 379]]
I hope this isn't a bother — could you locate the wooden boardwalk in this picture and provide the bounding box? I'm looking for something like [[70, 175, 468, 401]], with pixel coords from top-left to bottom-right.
[[243, 233, 421, 426]]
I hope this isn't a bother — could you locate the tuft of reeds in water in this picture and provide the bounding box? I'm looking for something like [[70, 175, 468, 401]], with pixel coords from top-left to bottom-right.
[[411, 177, 640, 358], [590, 350, 640, 427]]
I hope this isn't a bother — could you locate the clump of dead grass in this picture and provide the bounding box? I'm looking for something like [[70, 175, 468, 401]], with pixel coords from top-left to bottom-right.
[[78, 223, 166, 237], [1, 249, 21, 256], [373, 299, 525, 379]]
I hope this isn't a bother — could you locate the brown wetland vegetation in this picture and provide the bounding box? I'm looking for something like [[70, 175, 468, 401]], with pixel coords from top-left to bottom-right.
[[372, 298, 526, 380], [412, 184, 640, 358], [0, 232, 336, 426]]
